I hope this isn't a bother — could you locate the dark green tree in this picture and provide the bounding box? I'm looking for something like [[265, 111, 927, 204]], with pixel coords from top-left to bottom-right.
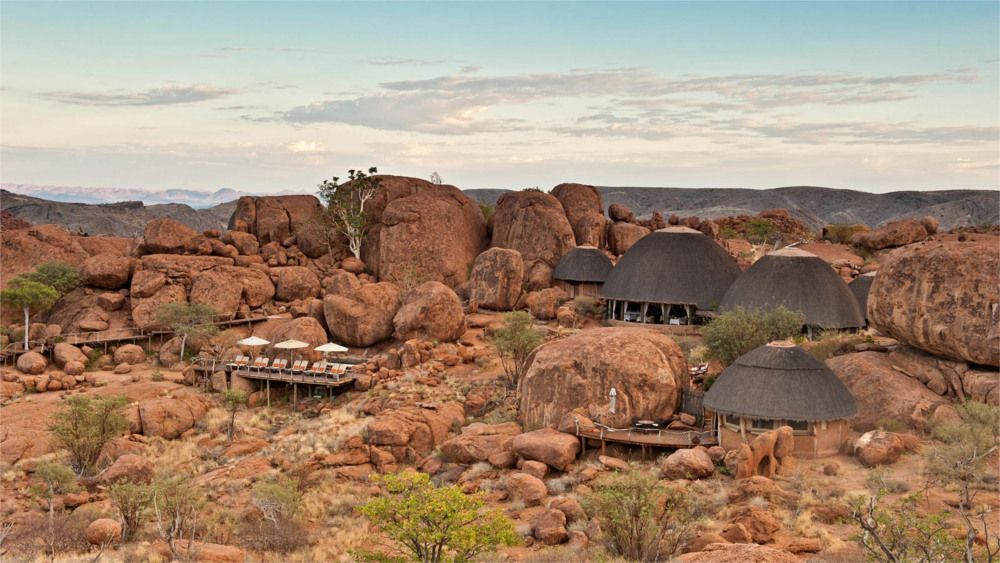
[[0, 278, 60, 349], [49, 394, 129, 476]]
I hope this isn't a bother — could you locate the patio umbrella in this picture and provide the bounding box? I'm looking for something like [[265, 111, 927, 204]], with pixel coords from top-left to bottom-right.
[[314, 342, 349, 362], [238, 336, 270, 358], [274, 339, 309, 362]]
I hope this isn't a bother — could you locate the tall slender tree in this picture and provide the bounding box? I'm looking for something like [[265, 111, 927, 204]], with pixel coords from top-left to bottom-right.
[[316, 167, 383, 259], [0, 278, 59, 349]]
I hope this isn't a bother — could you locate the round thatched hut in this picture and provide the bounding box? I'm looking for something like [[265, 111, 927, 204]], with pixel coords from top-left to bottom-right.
[[719, 247, 864, 336], [552, 245, 614, 298], [600, 227, 741, 324], [703, 341, 857, 458], [848, 272, 876, 323]]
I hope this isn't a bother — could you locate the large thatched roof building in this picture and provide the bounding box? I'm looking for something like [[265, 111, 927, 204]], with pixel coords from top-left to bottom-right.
[[719, 247, 864, 335], [600, 227, 741, 325], [704, 341, 858, 458], [552, 245, 614, 298], [848, 272, 876, 323]]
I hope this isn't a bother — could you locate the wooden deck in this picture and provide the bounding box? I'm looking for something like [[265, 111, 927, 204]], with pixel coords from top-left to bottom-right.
[[566, 413, 717, 458]]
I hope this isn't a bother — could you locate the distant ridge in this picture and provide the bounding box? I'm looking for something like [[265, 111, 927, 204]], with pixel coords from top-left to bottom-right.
[[464, 186, 999, 231], [1, 184, 301, 209]]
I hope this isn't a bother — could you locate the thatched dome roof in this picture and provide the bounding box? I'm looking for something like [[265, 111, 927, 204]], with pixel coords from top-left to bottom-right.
[[552, 246, 614, 283], [600, 227, 741, 309], [704, 341, 858, 422], [848, 272, 876, 322], [719, 247, 864, 329]]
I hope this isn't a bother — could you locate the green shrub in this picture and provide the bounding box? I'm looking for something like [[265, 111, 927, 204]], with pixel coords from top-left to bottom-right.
[[745, 219, 777, 243], [702, 306, 805, 366], [718, 225, 738, 239], [488, 311, 545, 389], [825, 223, 866, 245], [809, 330, 864, 360], [479, 202, 495, 222], [49, 394, 128, 476], [18, 262, 81, 296]]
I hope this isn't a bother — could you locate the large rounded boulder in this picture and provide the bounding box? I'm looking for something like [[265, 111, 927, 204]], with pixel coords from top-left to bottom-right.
[[851, 218, 927, 250], [275, 266, 320, 302], [393, 282, 466, 342], [491, 191, 576, 277], [550, 183, 604, 247], [252, 316, 328, 362], [869, 241, 999, 366], [360, 176, 487, 288], [79, 255, 136, 289], [229, 195, 323, 247], [190, 270, 243, 318], [518, 327, 689, 429], [467, 248, 524, 311], [324, 282, 403, 347], [141, 218, 200, 255]]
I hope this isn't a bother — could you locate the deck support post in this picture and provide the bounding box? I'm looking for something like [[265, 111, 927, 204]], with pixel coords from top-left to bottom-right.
[[293, 383, 297, 410], [581, 436, 586, 456], [601, 440, 606, 456], [266, 378, 270, 409]]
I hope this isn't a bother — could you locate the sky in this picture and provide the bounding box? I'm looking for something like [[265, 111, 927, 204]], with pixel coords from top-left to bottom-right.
[[1, 1, 998, 194]]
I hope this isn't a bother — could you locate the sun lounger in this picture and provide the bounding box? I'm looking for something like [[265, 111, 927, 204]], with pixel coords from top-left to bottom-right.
[[254, 358, 273, 373], [269, 358, 287, 373], [289, 360, 306, 374], [227, 355, 245, 369]]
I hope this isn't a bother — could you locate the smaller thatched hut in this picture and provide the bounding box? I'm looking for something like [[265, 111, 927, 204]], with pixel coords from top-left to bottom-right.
[[703, 341, 857, 458], [719, 247, 864, 337], [848, 272, 876, 323], [552, 245, 614, 298]]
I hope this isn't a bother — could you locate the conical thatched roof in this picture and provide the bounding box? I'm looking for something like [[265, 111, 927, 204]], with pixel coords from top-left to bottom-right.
[[552, 246, 614, 283], [600, 227, 741, 309], [719, 247, 864, 329], [704, 341, 858, 422], [848, 272, 876, 322]]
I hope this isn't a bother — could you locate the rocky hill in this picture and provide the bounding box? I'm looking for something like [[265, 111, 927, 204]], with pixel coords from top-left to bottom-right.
[[2, 184, 244, 208], [465, 186, 999, 231], [0, 189, 236, 236]]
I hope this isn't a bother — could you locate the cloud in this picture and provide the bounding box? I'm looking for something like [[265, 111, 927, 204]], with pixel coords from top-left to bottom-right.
[[218, 46, 326, 54], [279, 66, 984, 137], [365, 56, 450, 66], [43, 84, 239, 106]]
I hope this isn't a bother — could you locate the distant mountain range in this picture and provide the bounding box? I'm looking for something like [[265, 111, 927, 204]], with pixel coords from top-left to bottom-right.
[[465, 186, 999, 231], [1, 184, 297, 209], [0, 189, 236, 236]]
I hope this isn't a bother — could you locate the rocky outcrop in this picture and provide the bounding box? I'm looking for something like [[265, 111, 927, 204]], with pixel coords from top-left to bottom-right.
[[324, 282, 403, 347], [360, 176, 487, 288], [252, 317, 327, 362], [526, 287, 568, 321], [684, 543, 797, 563], [130, 279, 186, 331], [229, 195, 323, 247], [551, 183, 604, 247], [491, 191, 576, 279], [79, 255, 135, 289], [607, 222, 649, 255], [466, 248, 524, 311], [439, 422, 521, 464], [219, 266, 275, 308], [850, 218, 927, 250], [868, 241, 999, 367], [889, 345, 998, 405], [1, 225, 127, 288], [366, 402, 466, 460], [828, 352, 949, 431], [511, 429, 580, 471], [393, 282, 466, 342], [190, 270, 243, 318], [518, 327, 688, 429]]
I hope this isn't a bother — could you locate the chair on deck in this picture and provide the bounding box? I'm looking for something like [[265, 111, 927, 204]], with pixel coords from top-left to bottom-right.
[[227, 355, 244, 369], [253, 358, 273, 374], [249, 357, 265, 370], [289, 360, 307, 374], [268, 358, 286, 373], [308, 361, 327, 376]]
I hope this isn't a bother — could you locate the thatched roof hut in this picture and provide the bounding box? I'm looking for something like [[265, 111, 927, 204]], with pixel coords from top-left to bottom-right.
[[552, 246, 613, 283], [848, 272, 876, 322], [601, 227, 741, 310], [704, 341, 857, 422], [719, 247, 864, 329]]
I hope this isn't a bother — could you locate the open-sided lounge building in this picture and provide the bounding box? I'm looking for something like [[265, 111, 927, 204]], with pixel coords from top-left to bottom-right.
[[552, 245, 614, 298], [703, 341, 858, 458], [600, 227, 742, 325], [719, 247, 864, 337]]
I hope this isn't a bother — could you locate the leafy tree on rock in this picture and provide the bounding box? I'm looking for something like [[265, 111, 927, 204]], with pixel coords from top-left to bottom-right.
[[316, 167, 383, 260], [1, 278, 60, 349], [18, 262, 81, 296], [221, 389, 248, 441], [155, 302, 220, 361], [355, 472, 518, 563]]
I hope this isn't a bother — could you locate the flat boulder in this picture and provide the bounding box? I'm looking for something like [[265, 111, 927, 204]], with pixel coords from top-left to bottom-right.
[[141, 218, 200, 254], [828, 352, 948, 431], [80, 254, 135, 289], [851, 218, 927, 250], [366, 402, 466, 459], [491, 190, 576, 277], [324, 282, 403, 347], [868, 241, 999, 366], [466, 248, 524, 311], [98, 453, 154, 485], [393, 281, 466, 342], [511, 429, 580, 471], [518, 327, 688, 429], [275, 266, 320, 302], [439, 422, 521, 464]]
